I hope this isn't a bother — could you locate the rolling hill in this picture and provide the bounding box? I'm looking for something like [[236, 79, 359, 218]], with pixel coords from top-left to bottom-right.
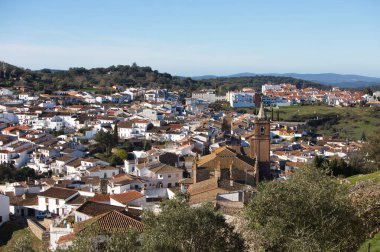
[[193, 72, 380, 88]]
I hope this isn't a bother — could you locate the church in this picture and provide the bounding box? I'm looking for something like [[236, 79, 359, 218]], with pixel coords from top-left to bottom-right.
[[188, 103, 271, 205]]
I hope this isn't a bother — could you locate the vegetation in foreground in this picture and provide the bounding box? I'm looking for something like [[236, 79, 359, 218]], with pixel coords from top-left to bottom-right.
[[0, 224, 41, 252], [7, 163, 380, 252]]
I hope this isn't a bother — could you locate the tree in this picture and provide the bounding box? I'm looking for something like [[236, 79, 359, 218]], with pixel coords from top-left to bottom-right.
[[349, 181, 380, 237], [95, 130, 116, 156], [245, 166, 366, 252], [364, 87, 373, 96], [143, 140, 151, 151], [113, 122, 119, 143], [11, 234, 35, 252], [142, 198, 245, 252], [112, 148, 128, 160], [361, 129, 380, 170], [60, 226, 140, 252]]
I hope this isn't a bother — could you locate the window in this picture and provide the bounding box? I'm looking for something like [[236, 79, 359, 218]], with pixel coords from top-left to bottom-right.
[[0, 216, 2, 223], [158, 174, 163, 179], [260, 126, 265, 135], [45, 198, 48, 204], [168, 175, 171, 178], [167, 183, 172, 188], [56, 199, 59, 205]]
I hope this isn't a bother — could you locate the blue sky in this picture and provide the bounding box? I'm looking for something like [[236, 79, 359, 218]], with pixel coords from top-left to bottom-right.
[[0, 0, 379, 77]]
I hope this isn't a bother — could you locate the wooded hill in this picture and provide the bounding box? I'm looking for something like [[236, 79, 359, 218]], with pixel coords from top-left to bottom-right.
[[0, 62, 328, 94]]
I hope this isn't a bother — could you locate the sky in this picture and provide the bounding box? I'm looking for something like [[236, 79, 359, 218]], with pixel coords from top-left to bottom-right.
[[0, 0, 379, 77]]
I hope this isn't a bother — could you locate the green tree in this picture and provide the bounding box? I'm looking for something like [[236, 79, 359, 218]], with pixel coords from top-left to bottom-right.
[[95, 130, 116, 156], [143, 140, 152, 151], [361, 129, 380, 170], [60, 227, 140, 252], [11, 234, 35, 252], [364, 87, 373, 96], [246, 166, 366, 252], [112, 148, 128, 160], [143, 198, 245, 252], [113, 122, 119, 143], [349, 181, 380, 238]]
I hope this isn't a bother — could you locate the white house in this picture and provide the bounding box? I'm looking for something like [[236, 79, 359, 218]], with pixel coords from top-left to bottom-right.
[[109, 190, 146, 207], [85, 165, 119, 179], [226, 91, 258, 108], [118, 119, 151, 139], [0, 193, 10, 226], [107, 173, 147, 194], [37, 187, 79, 216], [134, 161, 183, 188]]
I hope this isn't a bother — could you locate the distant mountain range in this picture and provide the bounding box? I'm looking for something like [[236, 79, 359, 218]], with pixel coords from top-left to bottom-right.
[[192, 73, 380, 88]]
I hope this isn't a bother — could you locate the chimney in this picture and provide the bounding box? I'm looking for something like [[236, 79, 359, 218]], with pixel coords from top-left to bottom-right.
[[229, 161, 234, 187], [215, 160, 221, 180]]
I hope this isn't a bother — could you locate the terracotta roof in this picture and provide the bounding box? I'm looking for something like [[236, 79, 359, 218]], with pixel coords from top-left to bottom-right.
[[57, 155, 77, 162], [66, 195, 89, 205], [90, 193, 111, 202], [76, 201, 125, 217], [2, 125, 31, 133], [110, 191, 144, 205], [87, 165, 118, 172], [38, 187, 78, 200], [66, 158, 82, 168], [9, 194, 38, 206], [57, 233, 75, 244], [73, 210, 144, 233], [149, 164, 182, 174]]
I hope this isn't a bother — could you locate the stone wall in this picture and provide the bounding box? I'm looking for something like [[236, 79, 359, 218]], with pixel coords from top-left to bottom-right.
[[27, 218, 45, 240], [27, 218, 50, 251]]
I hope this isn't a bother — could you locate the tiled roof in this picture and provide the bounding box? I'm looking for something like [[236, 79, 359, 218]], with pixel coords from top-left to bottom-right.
[[38, 187, 78, 200], [90, 193, 110, 202], [76, 201, 124, 217], [66, 195, 89, 205], [87, 165, 118, 172], [9, 193, 38, 206], [110, 191, 144, 205], [74, 210, 144, 233], [149, 164, 182, 174], [57, 233, 75, 244]]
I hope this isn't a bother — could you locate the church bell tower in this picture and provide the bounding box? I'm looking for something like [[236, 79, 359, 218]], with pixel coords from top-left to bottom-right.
[[251, 102, 271, 181]]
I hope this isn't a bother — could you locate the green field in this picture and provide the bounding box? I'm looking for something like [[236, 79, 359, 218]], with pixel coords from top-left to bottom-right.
[[275, 105, 380, 140], [358, 233, 380, 252], [346, 171, 380, 185]]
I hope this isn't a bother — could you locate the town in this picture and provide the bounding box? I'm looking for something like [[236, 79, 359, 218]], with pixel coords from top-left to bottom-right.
[[1, 0, 380, 251], [0, 78, 379, 250]]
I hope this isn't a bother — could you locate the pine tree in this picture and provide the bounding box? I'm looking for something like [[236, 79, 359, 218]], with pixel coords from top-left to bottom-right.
[[113, 122, 119, 143]]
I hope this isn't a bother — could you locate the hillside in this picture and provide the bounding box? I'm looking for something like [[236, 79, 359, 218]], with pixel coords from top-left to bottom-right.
[[0, 62, 328, 93], [206, 76, 329, 94], [193, 72, 380, 88], [0, 62, 210, 93]]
